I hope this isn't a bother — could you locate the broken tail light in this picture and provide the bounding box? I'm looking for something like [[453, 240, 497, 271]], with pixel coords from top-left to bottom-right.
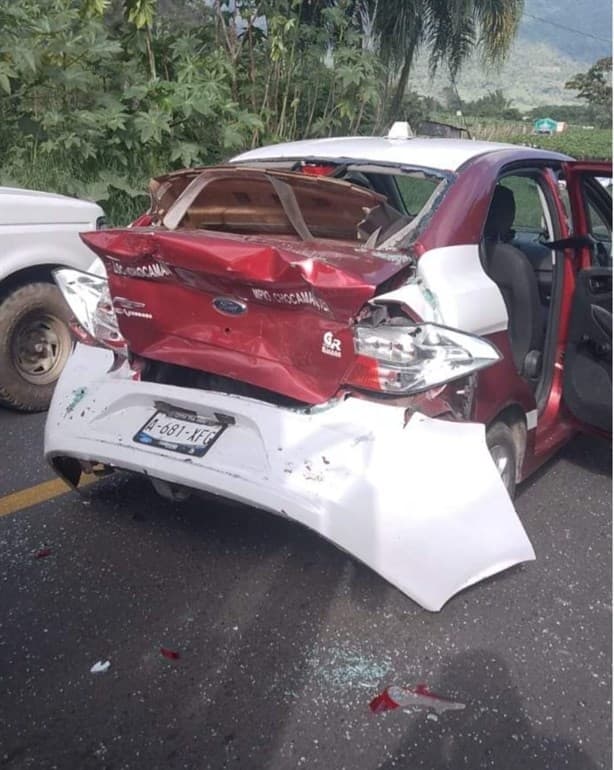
[[346, 323, 500, 395], [54, 268, 127, 355], [296, 163, 337, 176]]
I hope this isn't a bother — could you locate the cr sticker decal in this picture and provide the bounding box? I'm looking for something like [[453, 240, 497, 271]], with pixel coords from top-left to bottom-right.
[[322, 331, 342, 358]]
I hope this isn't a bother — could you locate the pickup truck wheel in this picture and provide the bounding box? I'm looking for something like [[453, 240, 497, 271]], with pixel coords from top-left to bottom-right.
[[486, 422, 517, 499], [0, 283, 72, 412]]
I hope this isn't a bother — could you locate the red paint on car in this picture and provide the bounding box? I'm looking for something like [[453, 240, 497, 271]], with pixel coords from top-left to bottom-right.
[[81, 229, 411, 404]]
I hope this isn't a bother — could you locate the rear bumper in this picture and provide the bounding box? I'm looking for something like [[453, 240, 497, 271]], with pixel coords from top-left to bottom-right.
[[45, 344, 535, 611]]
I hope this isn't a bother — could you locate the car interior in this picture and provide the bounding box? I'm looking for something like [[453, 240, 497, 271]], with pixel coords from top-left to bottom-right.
[[482, 176, 553, 383], [482, 169, 613, 408]]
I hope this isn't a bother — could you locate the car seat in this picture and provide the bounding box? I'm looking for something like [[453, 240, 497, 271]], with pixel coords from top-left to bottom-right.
[[483, 185, 545, 377]]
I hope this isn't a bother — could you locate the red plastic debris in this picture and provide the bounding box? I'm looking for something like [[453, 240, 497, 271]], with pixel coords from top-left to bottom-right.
[[34, 548, 52, 559], [370, 684, 465, 714], [370, 688, 400, 713], [160, 647, 180, 660]]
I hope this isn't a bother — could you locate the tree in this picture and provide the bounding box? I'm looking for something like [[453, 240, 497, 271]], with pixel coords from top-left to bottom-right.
[[463, 89, 521, 120], [0, 0, 528, 224], [291, 0, 524, 122], [565, 57, 612, 111], [373, 0, 524, 120]]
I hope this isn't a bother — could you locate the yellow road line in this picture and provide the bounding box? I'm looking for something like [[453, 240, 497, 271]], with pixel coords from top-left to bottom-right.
[[0, 475, 97, 518]]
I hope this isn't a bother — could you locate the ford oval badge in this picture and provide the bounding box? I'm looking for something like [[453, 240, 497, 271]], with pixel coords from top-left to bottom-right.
[[212, 297, 247, 316]]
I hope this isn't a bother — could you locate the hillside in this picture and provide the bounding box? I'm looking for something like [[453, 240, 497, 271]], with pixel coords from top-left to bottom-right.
[[409, 0, 612, 110], [410, 42, 588, 110], [518, 0, 611, 62]]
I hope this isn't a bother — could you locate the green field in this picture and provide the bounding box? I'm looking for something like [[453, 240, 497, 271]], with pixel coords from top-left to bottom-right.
[[504, 128, 612, 160], [431, 113, 612, 160]]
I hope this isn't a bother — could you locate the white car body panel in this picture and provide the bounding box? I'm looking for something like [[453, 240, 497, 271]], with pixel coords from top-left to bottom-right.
[[232, 136, 518, 172], [45, 344, 535, 612], [373, 245, 509, 335], [0, 187, 103, 284]]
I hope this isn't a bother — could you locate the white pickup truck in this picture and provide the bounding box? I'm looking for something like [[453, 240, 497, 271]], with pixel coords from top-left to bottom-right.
[[0, 187, 103, 411]]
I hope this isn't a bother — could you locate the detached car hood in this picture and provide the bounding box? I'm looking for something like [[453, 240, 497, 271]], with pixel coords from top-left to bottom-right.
[[0, 186, 102, 227], [81, 228, 411, 404]]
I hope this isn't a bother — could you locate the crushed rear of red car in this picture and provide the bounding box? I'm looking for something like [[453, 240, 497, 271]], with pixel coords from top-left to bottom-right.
[[44, 162, 536, 611]]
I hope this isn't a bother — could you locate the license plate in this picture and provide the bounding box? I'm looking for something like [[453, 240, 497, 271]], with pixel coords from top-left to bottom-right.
[[133, 409, 226, 457]]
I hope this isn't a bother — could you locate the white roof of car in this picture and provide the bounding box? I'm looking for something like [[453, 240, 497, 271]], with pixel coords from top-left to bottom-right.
[[233, 136, 524, 173]]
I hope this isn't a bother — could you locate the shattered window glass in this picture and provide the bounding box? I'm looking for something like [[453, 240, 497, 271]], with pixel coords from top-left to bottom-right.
[[394, 176, 440, 216]]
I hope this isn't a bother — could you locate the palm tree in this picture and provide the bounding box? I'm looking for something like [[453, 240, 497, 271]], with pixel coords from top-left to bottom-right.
[[297, 0, 524, 121], [376, 0, 524, 119]]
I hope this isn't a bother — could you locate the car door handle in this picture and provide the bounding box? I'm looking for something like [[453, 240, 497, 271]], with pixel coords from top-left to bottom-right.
[[591, 304, 612, 339], [588, 276, 612, 295]]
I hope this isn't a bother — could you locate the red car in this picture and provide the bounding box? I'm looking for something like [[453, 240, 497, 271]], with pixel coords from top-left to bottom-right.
[[45, 130, 612, 610]]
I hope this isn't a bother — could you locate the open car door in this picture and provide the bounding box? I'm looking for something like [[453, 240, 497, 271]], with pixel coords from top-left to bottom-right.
[[562, 161, 612, 435]]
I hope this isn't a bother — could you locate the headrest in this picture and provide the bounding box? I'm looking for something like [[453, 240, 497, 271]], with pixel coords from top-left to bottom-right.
[[485, 185, 516, 240]]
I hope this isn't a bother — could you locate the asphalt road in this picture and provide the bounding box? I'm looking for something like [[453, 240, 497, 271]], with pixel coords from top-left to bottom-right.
[[0, 408, 611, 770]]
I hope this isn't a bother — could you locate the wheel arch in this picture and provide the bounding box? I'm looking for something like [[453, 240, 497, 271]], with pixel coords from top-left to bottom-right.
[[0, 264, 62, 302]]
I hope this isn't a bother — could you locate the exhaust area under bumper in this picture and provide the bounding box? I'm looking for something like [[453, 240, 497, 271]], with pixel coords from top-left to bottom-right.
[[45, 344, 535, 611]]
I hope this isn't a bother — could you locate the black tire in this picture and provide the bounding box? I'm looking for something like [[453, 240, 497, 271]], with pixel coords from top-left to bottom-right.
[[486, 421, 517, 499], [0, 282, 73, 412]]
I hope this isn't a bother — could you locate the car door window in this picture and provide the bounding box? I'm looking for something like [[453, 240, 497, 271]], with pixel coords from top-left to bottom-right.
[[584, 180, 612, 266], [558, 171, 612, 267], [500, 175, 553, 239], [493, 172, 556, 306]]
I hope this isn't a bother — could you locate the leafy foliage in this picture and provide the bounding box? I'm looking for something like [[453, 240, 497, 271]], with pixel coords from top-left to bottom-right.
[[566, 58, 612, 109], [461, 90, 521, 120], [1, 0, 603, 226], [527, 103, 611, 129], [0, 0, 259, 221]]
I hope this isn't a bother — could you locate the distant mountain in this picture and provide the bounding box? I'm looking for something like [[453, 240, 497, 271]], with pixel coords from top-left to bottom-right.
[[518, 0, 611, 62], [409, 0, 611, 110], [410, 42, 587, 110]]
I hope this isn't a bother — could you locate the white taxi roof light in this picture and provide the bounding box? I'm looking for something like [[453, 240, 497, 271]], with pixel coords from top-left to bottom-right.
[[387, 122, 414, 140]]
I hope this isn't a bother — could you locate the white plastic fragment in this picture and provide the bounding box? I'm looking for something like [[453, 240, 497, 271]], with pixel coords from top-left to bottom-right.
[[90, 660, 111, 674], [389, 684, 465, 713], [371, 684, 465, 714]]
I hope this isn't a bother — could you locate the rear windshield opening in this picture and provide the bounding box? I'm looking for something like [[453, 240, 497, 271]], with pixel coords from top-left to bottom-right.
[[150, 164, 448, 249]]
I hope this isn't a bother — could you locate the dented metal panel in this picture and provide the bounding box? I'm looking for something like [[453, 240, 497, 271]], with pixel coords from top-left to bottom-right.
[[79, 228, 413, 405], [373, 244, 509, 336]]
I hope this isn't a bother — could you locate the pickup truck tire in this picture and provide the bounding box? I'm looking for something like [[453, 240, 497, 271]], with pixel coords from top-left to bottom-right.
[[0, 283, 72, 412]]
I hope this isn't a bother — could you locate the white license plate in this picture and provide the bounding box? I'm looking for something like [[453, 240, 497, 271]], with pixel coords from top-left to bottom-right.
[[133, 409, 226, 457]]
